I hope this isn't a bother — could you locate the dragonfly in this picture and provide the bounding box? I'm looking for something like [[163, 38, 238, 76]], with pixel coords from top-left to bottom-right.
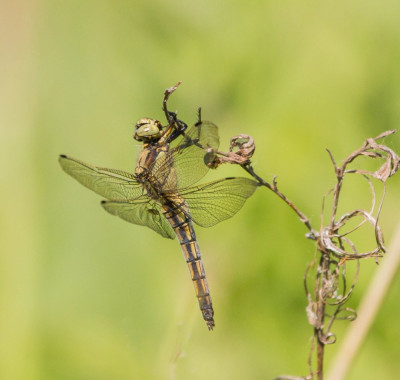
[[59, 114, 258, 329]]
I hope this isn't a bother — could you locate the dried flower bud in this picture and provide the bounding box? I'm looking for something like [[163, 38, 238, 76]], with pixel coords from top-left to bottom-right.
[[229, 134, 256, 161], [207, 134, 256, 168]]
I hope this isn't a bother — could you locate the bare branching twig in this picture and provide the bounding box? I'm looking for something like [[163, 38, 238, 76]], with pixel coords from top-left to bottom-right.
[[212, 129, 400, 380], [162, 84, 400, 380]]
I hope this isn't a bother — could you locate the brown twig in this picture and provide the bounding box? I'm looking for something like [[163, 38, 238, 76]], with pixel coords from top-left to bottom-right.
[[159, 85, 400, 380], [211, 129, 399, 380], [163, 81, 182, 123], [209, 134, 316, 237]]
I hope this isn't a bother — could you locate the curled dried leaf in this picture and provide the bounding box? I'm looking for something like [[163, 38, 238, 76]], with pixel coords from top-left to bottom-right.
[[376, 151, 400, 181], [375, 156, 392, 182], [229, 134, 256, 160], [319, 331, 336, 345], [208, 134, 256, 167], [362, 134, 400, 181]]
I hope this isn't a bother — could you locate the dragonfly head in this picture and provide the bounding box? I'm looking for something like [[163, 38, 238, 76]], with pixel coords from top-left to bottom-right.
[[134, 118, 163, 142]]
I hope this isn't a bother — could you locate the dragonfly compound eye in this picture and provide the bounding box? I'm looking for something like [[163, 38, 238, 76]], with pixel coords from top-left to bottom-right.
[[134, 118, 163, 141]]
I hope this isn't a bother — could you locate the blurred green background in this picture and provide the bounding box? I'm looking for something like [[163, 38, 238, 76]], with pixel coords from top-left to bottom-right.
[[2, 0, 400, 379]]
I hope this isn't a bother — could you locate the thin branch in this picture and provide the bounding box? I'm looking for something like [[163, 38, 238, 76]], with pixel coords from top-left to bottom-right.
[[163, 81, 182, 123], [236, 130, 399, 380], [158, 84, 399, 380]]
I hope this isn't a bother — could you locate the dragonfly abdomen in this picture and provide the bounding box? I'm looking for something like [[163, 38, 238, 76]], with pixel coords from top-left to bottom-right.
[[162, 202, 215, 330]]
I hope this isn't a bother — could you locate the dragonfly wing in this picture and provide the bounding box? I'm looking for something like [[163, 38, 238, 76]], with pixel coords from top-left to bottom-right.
[[177, 177, 258, 227], [151, 121, 220, 190], [59, 155, 143, 200], [101, 198, 175, 239]]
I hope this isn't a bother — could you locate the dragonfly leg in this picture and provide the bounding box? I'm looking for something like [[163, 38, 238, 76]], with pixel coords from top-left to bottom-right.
[[165, 112, 188, 144], [195, 107, 202, 126]]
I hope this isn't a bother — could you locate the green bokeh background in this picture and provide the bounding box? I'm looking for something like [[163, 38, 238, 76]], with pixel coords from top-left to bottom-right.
[[2, 1, 400, 379]]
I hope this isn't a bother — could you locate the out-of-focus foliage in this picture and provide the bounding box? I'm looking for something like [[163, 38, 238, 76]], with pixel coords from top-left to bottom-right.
[[1, 0, 400, 379]]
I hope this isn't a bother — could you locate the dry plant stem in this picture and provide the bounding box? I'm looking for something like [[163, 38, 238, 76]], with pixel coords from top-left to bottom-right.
[[317, 343, 324, 380], [326, 220, 400, 380], [315, 255, 328, 380], [163, 81, 182, 120], [237, 130, 399, 380], [161, 84, 399, 380]]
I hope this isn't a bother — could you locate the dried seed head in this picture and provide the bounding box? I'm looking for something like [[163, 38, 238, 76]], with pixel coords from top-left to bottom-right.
[[207, 134, 256, 168]]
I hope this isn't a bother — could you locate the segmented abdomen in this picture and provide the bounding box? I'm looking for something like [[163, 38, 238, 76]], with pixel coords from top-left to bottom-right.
[[162, 200, 215, 330]]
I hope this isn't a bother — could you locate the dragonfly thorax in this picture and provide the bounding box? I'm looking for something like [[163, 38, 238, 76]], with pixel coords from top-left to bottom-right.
[[136, 169, 159, 200], [134, 118, 163, 142]]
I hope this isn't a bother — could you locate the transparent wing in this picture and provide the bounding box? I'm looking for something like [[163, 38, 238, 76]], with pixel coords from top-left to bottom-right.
[[59, 154, 143, 201], [176, 177, 258, 227], [150, 121, 220, 190], [101, 198, 175, 239]]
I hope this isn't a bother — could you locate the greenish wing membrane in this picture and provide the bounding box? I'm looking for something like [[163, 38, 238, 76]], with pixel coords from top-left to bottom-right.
[[176, 177, 258, 227], [59, 124, 255, 237], [101, 198, 175, 239], [150, 121, 220, 191], [59, 155, 143, 201]]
